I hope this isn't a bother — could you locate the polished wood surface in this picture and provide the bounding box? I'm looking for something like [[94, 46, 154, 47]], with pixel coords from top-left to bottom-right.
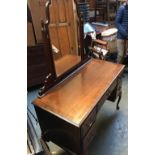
[[48, 0, 78, 58], [55, 54, 81, 76], [33, 59, 124, 127]]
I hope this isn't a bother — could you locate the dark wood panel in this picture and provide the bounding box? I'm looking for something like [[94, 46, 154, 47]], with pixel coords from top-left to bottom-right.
[[108, 77, 122, 102], [35, 106, 82, 154], [27, 44, 50, 88], [82, 122, 96, 152], [81, 107, 96, 138]]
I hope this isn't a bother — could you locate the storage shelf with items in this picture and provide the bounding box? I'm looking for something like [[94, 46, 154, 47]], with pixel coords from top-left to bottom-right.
[[95, 0, 107, 22], [78, 2, 90, 22], [107, 0, 119, 24], [80, 0, 120, 24]]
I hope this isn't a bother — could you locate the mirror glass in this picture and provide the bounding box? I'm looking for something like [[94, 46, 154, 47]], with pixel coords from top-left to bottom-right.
[[48, 0, 81, 77]]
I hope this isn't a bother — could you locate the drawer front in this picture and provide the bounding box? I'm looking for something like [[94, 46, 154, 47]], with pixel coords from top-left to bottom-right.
[[108, 77, 122, 102], [109, 79, 118, 95], [116, 78, 122, 96], [97, 79, 117, 111], [81, 108, 96, 138], [97, 92, 108, 112], [117, 77, 122, 90], [82, 123, 96, 151]]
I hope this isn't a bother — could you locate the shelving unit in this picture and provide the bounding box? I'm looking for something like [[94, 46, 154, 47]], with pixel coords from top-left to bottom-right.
[[78, 0, 120, 24], [78, 2, 90, 22], [106, 0, 119, 24], [95, 0, 107, 22]]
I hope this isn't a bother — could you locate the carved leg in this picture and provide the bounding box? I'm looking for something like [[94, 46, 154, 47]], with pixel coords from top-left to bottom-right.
[[116, 91, 122, 110], [40, 138, 52, 155]]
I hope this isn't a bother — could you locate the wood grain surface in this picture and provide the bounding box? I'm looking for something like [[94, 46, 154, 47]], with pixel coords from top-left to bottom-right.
[[33, 59, 124, 127], [54, 54, 81, 76]]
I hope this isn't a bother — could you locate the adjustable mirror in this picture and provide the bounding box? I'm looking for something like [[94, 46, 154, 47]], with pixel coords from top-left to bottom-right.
[[48, 0, 81, 76], [39, 0, 90, 96]]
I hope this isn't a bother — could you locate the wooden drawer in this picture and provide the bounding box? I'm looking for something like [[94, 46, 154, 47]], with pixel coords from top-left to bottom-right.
[[81, 108, 96, 138], [108, 77, 122, 102], [116, 79, 122, 96], [97, 78, 117, 111], [117, 78, 122, 90], [27, 44, 49, 88], [82, 123, 96, 151], [108, 79, 118, 96]]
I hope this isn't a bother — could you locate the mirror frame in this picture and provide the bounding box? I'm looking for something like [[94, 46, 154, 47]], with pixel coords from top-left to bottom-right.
[[39, 0, 91, 97]]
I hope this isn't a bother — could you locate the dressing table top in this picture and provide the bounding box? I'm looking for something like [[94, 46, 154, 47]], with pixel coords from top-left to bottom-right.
[[33, 59, 124, 127]]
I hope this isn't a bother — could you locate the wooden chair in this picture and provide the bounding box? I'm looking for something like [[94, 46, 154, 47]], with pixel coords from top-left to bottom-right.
[[89, 39, 109, 60]]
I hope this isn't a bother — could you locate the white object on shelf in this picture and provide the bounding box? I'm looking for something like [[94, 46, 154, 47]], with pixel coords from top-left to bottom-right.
[[101, 28, 118, 37], [94, 46, 108, 56]]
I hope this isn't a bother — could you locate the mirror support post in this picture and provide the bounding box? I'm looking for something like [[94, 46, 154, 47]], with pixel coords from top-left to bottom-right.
[[41, 20, 57, 80]]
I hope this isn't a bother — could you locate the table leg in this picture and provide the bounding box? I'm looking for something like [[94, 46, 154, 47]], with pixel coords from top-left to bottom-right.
[[116, 91, 122, 110], [40, 138, 52, 155]]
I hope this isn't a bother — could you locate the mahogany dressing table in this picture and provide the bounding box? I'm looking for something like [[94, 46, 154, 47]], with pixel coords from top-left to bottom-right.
[[32, 1, 124, 155]]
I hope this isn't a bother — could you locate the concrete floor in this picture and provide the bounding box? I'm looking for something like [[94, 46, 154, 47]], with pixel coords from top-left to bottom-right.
[[27, 72, 128, 155]]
